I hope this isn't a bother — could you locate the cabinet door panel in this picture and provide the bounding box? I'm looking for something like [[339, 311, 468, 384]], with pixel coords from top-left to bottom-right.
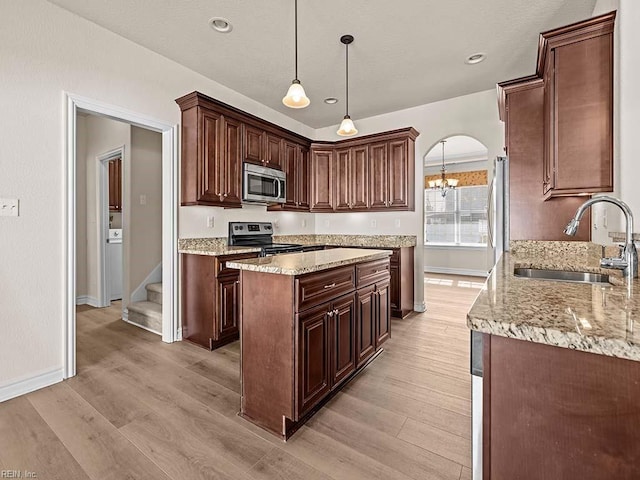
[[243, 124, 264, 164], [553, 35, 613, 194], [282, 141, 298, 206], [334, 148, 351, 211], [310, 149, 335, 212], [297, 147, 310, 209], [331, 293, 356, 387], [351, 145, 369, 210], [376, 281, 391, 347], [369, 142, 388, 209], [299, 306, 330, 415], [217, 275, 239, 339], [356, 285, 376, 367], [265, 134, 282, 169], [199, 110, 223, 203], [388, 139, 410, 209], [389, 264, 400, 311], [220, 116, 242, 205]]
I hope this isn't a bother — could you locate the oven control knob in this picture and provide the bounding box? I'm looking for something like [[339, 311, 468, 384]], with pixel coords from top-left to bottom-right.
[[266, 225, 272, 230]]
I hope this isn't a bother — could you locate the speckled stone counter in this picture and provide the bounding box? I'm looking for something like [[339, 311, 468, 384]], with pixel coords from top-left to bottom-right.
[[273, 234, 417, 248], [467, 241, 640, 361], [178, 234, 416, 255], [178, 237, 261, 256], [227, 248, 391, 275]]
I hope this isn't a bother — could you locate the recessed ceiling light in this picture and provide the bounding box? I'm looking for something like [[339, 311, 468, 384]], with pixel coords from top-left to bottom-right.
[[465, 53, 486, 65], [209, 17, 232, 33], [324, 97, 339, 104]]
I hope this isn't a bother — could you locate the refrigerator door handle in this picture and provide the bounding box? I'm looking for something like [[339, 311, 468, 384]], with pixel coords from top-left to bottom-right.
[[487, 177, 495, 248]]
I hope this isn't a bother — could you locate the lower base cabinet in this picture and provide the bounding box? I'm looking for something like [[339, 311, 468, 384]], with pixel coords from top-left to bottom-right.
[[181, 252, 259, 350], [241, 258, 391, 439]]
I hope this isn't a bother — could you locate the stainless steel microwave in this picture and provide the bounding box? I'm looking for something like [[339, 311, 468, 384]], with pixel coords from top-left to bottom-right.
[[242, 163, 286, 204]]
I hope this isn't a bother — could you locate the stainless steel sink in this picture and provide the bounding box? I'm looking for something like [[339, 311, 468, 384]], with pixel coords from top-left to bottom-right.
[[513, 268, 611, 284]]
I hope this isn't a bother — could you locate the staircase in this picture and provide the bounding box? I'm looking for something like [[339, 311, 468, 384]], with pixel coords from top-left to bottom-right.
[[127, 283, 162, 334]]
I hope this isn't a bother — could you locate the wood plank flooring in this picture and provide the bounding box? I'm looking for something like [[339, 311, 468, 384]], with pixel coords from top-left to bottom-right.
[[0, 274, 484, 480]]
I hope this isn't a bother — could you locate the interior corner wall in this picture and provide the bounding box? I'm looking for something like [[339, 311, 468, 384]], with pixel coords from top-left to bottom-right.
[[313, 89, 505, 308], [126, 127, 162, 308], [0, 0, 315, 387]]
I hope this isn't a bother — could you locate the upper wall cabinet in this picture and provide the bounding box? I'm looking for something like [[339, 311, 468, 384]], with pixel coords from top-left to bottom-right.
[[176, 92, 309, 208], [310, 128, 418, 213], [541, 12, 615, 198]]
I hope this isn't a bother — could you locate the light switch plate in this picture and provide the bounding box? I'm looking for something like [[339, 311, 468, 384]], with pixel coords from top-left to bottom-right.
[[206, 216, 214, 228], [0, 198, 19, 216], [139, 194, 147, 205]]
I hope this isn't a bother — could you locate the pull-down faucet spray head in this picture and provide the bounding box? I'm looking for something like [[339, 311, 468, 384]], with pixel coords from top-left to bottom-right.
[[564, 218, 580, 236]]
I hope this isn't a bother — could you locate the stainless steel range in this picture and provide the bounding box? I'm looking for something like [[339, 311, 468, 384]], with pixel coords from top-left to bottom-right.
[[228, 222, 303, 257]]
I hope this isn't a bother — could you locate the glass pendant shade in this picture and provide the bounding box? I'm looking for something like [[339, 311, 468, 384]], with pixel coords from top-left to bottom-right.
[[282, 80, 310, 108], [337, 115, 358, 136]]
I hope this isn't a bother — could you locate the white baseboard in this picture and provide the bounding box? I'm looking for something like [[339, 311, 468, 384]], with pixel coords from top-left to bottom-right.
[[425, 267, 488, 277], [413, 302, 426, 312], [0, 368, 64, 403], [130, 262, 162, 304], [122, 316, 161, 336], [122, 308, 128, 321], [76, 295, 100, 307]]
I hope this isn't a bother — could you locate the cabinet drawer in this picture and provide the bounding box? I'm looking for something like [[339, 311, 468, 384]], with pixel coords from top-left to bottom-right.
[[296, 266, 355, 312], [356, 259, 390, 287], [215, 252, 259, 277]]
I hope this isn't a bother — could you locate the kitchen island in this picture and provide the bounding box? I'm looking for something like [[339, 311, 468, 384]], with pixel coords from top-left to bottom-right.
[[228, 248, 392, 439], [468, 241, 640, 479]]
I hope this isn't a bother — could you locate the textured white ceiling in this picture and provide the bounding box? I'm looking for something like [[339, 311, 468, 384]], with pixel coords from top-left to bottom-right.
[[47, 0, 597, 128]]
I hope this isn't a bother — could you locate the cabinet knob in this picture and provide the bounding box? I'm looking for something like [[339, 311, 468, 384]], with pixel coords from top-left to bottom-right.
[[223, 193, 228, 197], [333, 308, 339, 316], [327, 310, 334, 318]]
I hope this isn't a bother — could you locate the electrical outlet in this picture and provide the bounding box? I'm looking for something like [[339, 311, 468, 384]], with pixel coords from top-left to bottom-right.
[[324, 219, 330, 227], [395, 219, 401, 228], [0, 198, 19, 216], [139, 194, 147, 205], [301, 219, 307, 228], [206, 216, 214, 228], [370, 219, 377, 228]]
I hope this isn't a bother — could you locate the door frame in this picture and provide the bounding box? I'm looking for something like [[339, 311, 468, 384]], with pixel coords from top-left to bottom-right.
[[98, 147, 125, 307], [64, 93, 179, 379]]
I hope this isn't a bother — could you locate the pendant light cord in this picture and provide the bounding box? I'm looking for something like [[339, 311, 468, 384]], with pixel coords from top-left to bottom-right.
[[294, 0, 298, 80], [345, 41, 349, 116]]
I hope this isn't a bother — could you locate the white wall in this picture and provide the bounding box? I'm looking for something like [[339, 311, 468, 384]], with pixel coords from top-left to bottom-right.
[[83, 116, 131, 303], [0, 0, 314, 387], [125, 127, 162, 308], [315, 90, 504, 308], [76, 115, 88, 297]]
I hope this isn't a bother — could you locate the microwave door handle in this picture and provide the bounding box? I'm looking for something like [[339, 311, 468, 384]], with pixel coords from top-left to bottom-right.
[[275, 178, 282, 199]]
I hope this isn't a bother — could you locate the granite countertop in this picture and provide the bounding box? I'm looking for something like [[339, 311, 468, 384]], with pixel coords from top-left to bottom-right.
[[178, 237, 261, 256], [467, 240, 640, 362], [227, 248, 391, 276], [178, 234, 417, 256]]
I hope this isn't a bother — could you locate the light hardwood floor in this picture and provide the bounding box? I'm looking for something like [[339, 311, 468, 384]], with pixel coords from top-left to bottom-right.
[[0, 274, 484, 480]]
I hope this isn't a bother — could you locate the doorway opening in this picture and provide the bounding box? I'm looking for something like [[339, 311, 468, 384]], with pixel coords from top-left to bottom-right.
[[65, 93, 179, 379]]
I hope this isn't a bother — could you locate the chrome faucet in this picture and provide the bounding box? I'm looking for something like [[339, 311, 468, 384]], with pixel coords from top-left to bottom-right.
[[564, 196, 638, 278]]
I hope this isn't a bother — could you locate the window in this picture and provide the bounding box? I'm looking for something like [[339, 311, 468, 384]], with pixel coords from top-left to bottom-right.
[[425, 185, 488, 245]]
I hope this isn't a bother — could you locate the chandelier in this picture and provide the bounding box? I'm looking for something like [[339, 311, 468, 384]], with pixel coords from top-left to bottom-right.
[[428, 140, 458, 197]]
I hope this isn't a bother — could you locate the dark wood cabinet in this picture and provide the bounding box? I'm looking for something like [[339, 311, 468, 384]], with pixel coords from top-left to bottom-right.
[[335, 146, 369, 211], [298, 304, 331, 415], [181, 251, 259, 350], [483, 333, 640, 480], [267, 142, 309, 212], [541, 13, 614, 198], [356, 284, 376, 367], [108, 158, 122, 212], [330, 293, 357, 388], [375, 280, 390, 347], [241, 257, 390, 439], [176, 92, 309, 207], [310, 148, 335, 212], [311, 128, 417, 213]]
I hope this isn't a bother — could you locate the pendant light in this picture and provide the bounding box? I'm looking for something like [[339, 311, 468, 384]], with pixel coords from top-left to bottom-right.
[[428, 140, 459, 197], [282, 0, 310, 108], [337, 34, 358, 136]]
